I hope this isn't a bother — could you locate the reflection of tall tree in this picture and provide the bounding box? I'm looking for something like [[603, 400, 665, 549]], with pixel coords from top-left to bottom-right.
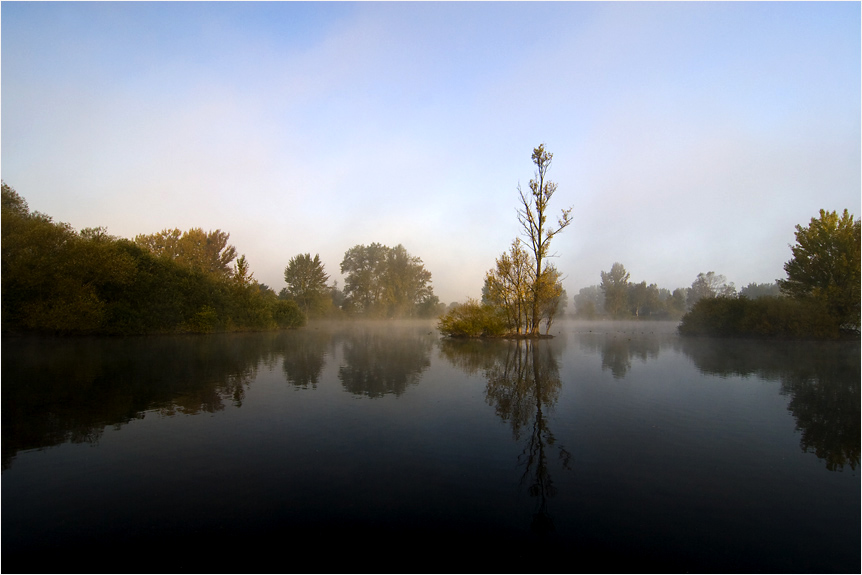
[[579, 334, 661, 379], [278, 328, 331, 389], [2, 333, 277, 470], [445, 338, 571, 533], [338, 330, 432, 398], [681, 338, 860, 471]]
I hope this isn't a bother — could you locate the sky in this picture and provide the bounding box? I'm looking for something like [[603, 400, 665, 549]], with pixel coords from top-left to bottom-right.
[[2, 1, 860, 304]]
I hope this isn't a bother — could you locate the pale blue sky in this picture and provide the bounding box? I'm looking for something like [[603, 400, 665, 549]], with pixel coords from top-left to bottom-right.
[[3, 2, 859, 304]]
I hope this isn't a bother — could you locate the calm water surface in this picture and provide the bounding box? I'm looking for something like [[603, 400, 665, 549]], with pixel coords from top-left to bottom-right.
[[2, 320, 859, 572]]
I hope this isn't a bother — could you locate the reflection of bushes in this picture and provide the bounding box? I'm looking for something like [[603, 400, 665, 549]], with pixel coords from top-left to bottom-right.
[[679, 296, 841, 339], [438, 338, 505, 375], [682, 338, 860, 471], [1, 334, 277, 470]]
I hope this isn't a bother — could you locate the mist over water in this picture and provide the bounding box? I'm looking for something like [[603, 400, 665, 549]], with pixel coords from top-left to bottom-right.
[[2, 319, 858, 572]]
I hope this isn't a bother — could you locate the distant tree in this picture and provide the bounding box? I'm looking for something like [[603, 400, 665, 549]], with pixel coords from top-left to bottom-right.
[[516, 144, 573, 335], [416, 294, 445, 319], [340, 243, 389, 314], [686, 271, 736, 309], [739, 282, 782, 299], [779, 209, 861, 331], [383, 244, 434, 317], [600, 262, 630, 317], [669, 288, 688, 318], [628, 281, 661, 318], [329, 281, 346, 313], [283, 253, 331, 318], [233, 255, 254, 288], [134, 227, 237, 279], [340, 243, 436, 317], [573, 285, 604, 319]]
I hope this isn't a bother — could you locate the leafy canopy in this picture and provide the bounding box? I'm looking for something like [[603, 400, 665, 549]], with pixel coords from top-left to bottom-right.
[[283, 253, 331, 317], [779, 209, 860, 330]]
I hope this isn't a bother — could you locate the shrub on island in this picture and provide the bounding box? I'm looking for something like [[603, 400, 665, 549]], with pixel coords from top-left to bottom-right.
[[437, 299, 507, 338]]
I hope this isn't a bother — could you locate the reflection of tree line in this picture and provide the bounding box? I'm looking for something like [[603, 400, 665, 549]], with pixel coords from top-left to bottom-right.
[[3, 324, 439, 469], [572, 332, 859, 472], [679, 338, 860, 472], [2, 334, 268, 469], [578, 333, 662, 379], [440, 338, 572, 534], [337, 329, 432, 398], [280, 323, 436, 397]]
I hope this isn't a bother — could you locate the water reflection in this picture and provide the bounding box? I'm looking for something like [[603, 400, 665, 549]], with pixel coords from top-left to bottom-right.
[[680, 338, 860, 471], [440, 338, 572, 534], [279, 328, 331, 389], [579, 332, 661, 379], [337, 327, 433, 398], [1, 334, 274, 469]]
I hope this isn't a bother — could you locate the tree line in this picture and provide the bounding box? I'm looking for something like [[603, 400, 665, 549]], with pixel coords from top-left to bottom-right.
[[572, 208, 859, 339], [573, 265, 776, 321], [281, 243, 443, 319], [2, 182, 442, 335]]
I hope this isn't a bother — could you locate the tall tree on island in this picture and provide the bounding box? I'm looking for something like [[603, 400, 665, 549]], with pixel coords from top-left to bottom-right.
[[517, 144, 573, 335]]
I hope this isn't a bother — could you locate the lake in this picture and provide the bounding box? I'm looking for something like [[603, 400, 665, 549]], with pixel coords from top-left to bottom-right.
[[2, 320, 859, 573]]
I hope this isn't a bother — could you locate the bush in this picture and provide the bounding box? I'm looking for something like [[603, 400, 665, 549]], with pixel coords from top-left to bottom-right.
[[679, 296, 842, 339], [437, 299, 507, 337], [272, 299, 306, 329]]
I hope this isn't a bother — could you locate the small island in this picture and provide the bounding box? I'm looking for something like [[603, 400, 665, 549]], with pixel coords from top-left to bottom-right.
[[439, 145, 572, 338]]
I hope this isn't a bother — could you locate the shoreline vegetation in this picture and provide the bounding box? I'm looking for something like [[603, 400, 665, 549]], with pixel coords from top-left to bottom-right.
[[1, 182, 442, 336], [4, 154, 858, 341]]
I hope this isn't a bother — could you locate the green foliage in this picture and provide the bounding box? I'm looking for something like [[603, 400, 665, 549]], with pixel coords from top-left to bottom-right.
[[134, 227, 237, 279], [739, 281, 782, 299], [340, 243, 436, 317], [627, 281, 661, 318], [415, 294, 445, 319], [271, 299, 306, 329], [283, 253, 331, 317], [2, 183, 305, 335], [483, 240, 534, 333], [573, 285, 604, 318], [483, 240, 566, 335], [184, 306, 220, 333], [600, 262, 630, 317], [779, 209, 860, 331], [437, 299, 507, 338], [686, 271, 736, 309], [679, 296, 840, 339]]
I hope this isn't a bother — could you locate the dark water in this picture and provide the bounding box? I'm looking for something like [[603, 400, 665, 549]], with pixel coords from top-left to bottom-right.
[[2, 320, 859, 573]]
